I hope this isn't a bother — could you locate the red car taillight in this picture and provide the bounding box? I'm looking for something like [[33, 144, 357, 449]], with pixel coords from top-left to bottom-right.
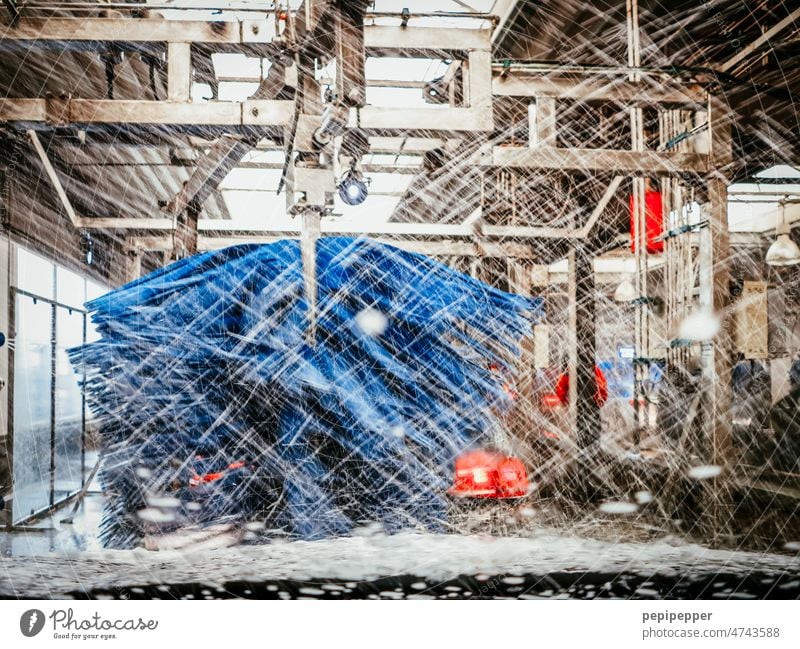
[[188, 460, 247, 488], [495, 456, 528, 498], [449, 450, 529, 499]]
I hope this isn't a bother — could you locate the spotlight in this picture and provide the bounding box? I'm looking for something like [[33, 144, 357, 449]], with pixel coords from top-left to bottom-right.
[[337, 167, 369, 206]]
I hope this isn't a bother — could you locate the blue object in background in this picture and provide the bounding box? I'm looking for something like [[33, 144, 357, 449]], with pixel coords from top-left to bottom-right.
[[600, 351, 635, 400], [71, 238, 542, 547], [600, 353, 664, 401]]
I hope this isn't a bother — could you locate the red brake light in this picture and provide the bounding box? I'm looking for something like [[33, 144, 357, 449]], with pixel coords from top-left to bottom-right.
[[189, 461, 246, 488], [449, 449, 528, 499]]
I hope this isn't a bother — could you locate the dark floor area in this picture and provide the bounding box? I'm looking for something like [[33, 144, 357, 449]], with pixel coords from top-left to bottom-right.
[[61, 571, 800, 600]]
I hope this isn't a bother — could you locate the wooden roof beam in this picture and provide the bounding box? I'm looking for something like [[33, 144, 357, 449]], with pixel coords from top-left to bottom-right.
[[719, 8, 800, 75], [0, 98, 294, 127]]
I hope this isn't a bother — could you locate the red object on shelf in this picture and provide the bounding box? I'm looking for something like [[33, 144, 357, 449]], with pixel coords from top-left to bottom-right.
[[553, 366, 608, 408], [629, 190, 664, 254], [449, 449, 529, 499]]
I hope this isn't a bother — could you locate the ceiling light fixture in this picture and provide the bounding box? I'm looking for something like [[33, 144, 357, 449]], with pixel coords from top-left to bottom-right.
[[613, 278, 636, 302], [766, 202, 800, 267]]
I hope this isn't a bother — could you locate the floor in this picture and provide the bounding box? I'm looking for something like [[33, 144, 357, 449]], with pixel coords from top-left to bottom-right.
[[2, 487, 800, 599], [1, 519, 799, 599], [0, 491, 105, 557]]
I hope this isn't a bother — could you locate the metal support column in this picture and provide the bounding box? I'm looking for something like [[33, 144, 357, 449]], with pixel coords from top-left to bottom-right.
[[124, 240, 142, 283], [0, 234, 11, 526], [700, 95, 734, 540], [627, 0, 648, 448], [171, 204, 199, 261], [568, 245, 600, 452], [632, 175, 648, 447], [533, 97, 556, 148], [333, 1, 369, 107], [301, 209, 321, 346]]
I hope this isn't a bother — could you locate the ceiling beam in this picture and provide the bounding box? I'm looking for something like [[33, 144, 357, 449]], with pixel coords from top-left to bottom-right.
[[718, 8, 800, 74], [166, 56, 295, 216], [197, 220, 580, 238], [492, 74, 705, 105], [343, 106, 493, 136], [80, 218, 175, 230], [83, 215, 591, 239], [26, 130, 81, 229], [136, 232, 769, 260], [581, 176, 624, 236], [491, 0, 521, 44], [167, 137, 249, 216], [3, 17, 271, 44], [0, 99, 294, 127], [2, 17, 492, 51], [364, 25, 490, 54], [66, 160, 421, 174], [3, 0, 19, 26], [28, 131, 179, 232], [133, 235, 537, 259], [486, 146, 709, 173]]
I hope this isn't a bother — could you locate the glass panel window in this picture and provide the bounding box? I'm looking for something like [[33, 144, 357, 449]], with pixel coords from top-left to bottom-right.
[[12, 294, 53, 522], [11, 246, 111, 523], [86, 280, 107, 303], [54, 306, 85, 501], [86, 281, 106, 344], [17, 248, 54, 300], [56, 266, 86, 309]]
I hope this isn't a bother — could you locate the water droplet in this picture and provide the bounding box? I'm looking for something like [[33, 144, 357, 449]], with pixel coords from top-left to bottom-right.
[[599, 501, 638, 514], [136, 508, 176, 523], [678, 309, 720, 341], [355, 307, 388, 336], [146, 496, 181, 508], [298, 587, 325, 596], [687, 465, 723, 480]]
